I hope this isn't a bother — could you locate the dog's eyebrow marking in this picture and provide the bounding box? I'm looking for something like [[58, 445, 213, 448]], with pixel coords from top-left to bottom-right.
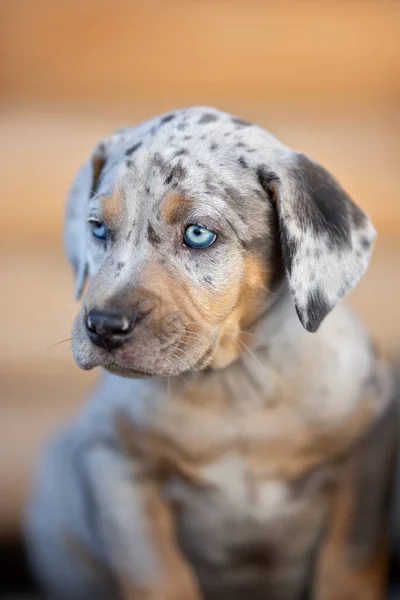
[[160, 113, 176, 125], [232, 117, 252, 127], [103, 194, 124, 224], [198, 113, 218, 124], [125, 141, 142, 157], [161, 192, 193, 225], [147, 223, 161, 246]]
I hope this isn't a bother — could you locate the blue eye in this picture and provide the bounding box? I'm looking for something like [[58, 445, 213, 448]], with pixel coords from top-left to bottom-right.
[[184, 224, 217, 249], [89, 220, 107, 241]]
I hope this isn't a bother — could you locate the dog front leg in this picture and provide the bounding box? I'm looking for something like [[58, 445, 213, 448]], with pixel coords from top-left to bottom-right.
[[84, 441, 202, 600], [312, 399, 398, 600]]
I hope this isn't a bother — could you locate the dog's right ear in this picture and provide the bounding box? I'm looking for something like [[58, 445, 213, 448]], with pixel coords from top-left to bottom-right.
[[64, 144, 106, 300]]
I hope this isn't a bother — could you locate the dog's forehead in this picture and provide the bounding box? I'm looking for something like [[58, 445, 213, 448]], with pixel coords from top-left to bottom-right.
[[96, 107, 286, 216]]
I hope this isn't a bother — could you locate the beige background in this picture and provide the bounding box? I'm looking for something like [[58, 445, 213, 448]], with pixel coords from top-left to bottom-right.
[[0, 0, 399, 537]]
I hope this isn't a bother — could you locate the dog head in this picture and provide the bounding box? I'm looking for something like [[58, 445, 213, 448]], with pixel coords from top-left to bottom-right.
[[65, 107, 375, 377]]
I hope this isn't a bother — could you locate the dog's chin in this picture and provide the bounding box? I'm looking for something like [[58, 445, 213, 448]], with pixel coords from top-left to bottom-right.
[[103, 364, 156, 379]]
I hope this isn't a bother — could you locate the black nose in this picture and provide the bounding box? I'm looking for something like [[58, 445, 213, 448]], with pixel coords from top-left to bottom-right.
[[85, 309, 135, 350]]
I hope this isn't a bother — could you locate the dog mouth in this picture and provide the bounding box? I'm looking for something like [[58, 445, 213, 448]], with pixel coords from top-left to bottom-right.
[[74, 326, 219, 378], [102, 338, 217, 379]]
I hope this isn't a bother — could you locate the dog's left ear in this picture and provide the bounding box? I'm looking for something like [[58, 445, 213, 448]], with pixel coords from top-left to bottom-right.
[[257, 153, 376, 332]]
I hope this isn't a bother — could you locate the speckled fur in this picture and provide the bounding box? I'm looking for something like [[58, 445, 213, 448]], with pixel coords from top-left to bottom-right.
[[25, 107, 396, 600]]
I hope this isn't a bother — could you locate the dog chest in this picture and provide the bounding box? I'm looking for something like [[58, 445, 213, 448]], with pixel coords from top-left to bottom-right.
[[164, 452, 331, 573]]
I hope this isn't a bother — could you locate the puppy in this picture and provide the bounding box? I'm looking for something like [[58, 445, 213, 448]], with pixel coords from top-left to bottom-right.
[[25, 107, 398, 600]]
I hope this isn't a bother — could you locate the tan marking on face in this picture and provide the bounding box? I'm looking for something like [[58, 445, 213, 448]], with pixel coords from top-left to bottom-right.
[[161, 192, 193, 225], [102, 191, 124, 225], [211, 255, 268, 369]]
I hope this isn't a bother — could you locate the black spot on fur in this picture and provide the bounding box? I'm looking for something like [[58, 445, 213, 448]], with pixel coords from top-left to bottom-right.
[[125, 159, 133, 168], [224, 185, 247, 221], [125, 141, 142, 157], [116, 261, 125, 272], [165, 163, 187, 186], [197, 161, 205, 168], [145, 186, 151, 195], [292, 155, 353, 250], [199, 113, 218, 124], [238, 156, 248, 169], [247, 148, 256, 153], [160, 113, 175, 125], [360, 236, 372, 249], [278, 232, 297, 277], [177, 123, 187, 131], [251, 188, 264, 200], [210, 142, 218, 151], [126, 229, 132, 242], [236, 141, 246, 148], [153, 152, 169, 175], [183, 135, 191, 141], [232, 117, 252, 127], [302, 288, 331, 333], [174, 148, 188, 157], [147, 223, 161, 246], [256, 165, 280, 197], [206, 186, 218, 197]]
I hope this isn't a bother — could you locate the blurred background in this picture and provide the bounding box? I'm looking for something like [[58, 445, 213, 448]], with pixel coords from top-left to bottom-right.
[[0, 0, 399, 595]]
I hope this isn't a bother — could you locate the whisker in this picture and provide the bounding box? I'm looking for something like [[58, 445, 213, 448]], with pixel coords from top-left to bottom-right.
[[50, 337, 72, 348], [236, 338, 268, 376], [72, 179, 104, 202]]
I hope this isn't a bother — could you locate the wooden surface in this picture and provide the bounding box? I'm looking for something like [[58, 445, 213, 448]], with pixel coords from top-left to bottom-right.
[[0, 0, 399, 537]]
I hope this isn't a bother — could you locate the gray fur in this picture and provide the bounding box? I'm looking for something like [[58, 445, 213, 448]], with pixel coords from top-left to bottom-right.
[[26, 107, 391, 600]]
